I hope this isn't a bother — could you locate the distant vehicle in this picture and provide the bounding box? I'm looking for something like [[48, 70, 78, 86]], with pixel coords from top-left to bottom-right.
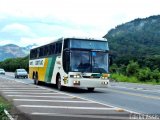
[[29, 37, 110, 91], [0, 68, 5, 75], [15, 69, 28, 78]]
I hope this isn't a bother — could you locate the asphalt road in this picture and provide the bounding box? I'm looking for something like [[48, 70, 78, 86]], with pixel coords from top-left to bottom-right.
[[0, 73, 131, 120], [1, 72, 160, 119]]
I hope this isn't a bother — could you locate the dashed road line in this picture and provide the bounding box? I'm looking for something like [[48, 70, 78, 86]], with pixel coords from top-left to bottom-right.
[[7, 95, 72, 98], [0, 76, 133, 120], [1, 90, 47, 92], [13, 99, 93, 103], [18, 105, 117, 110], [31, 112, 127, 119], [3, 92, 61, 95], [0, 87, 44, 90], [5, 78, 136, 114]]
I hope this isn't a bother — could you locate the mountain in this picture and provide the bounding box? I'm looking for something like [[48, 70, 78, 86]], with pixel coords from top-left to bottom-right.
[[0, 44, 37, 61], [22, 43, 38, 54], [104, 15, 160, 68]]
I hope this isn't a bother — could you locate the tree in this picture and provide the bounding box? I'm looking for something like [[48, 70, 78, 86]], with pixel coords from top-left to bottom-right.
[[137, 67, 151, 82], [151, 69, 160, 83], [109, 64, 118, 73], [126, 61, 139, 76], [0, 56, 29, 72]]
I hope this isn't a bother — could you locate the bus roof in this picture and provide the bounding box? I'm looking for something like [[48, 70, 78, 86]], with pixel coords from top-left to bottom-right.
[[31, 37, 107, 50], [63, 36, 107, 41]]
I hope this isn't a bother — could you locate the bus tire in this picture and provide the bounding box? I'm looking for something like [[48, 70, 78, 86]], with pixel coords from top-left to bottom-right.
[[87, 87, 95, 92], [34, 72, 39, 85], [57, 75, 63, 91]]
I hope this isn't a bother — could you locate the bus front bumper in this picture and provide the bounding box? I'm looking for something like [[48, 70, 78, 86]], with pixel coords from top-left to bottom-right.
[[66, 78, 109, 88]]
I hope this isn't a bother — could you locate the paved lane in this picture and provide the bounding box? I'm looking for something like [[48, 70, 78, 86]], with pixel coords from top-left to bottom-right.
[[2, 72, 160, 114], [0, 75, 131, 120], [66, 84, 160, 114]]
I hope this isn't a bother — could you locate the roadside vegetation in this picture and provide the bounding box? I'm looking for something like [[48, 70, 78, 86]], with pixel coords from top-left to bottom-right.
[[104, 15, 160, 84], [0, 96, 11, 119], [0, 56, 29, 72], [110, 61, 160, 84], [0, 55, 160, 84]]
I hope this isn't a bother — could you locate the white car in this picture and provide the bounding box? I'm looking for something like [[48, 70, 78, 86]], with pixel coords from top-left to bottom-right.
[[15, 69, 28, 78], [0, 68, 5, 75]]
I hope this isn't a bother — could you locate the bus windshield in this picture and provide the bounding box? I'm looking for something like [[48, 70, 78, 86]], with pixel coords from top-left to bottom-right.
[[70, 50, 108, 73]]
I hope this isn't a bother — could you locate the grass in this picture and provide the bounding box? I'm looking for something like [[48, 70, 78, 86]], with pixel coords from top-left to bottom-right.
[[111, 73, 138, 83], [110, 73, 160, 85], [0, 96, 11, 119]]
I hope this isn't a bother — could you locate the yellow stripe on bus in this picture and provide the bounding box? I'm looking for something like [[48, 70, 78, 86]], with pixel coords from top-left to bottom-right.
[[29, 58, 49, 81]]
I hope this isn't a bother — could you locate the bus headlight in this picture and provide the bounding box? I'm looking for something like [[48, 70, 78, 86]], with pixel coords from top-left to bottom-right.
[[70, 74, 81, 78], [76, 75, 81, 78]]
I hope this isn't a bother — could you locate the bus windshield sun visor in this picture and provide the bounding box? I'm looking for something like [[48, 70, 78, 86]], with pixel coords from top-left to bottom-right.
[[69, 39, 109, 50]]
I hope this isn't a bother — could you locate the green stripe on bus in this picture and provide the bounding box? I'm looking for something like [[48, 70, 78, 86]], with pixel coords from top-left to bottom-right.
[[45, 56, 56, 83], [45, 58, 51, 82], [48, 56, 56, 82]]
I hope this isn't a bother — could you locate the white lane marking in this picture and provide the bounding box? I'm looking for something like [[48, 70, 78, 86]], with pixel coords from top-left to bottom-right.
[[13, 99, 93, 103], [31, 112, 125, 119], [14, 80, 30, 84], [4, 109, 15, 120], [1, 90, 45, 92], [0, 75, 31, 85], [0, 76, 15, 81], [6, 72, 14, 77], [7, 95, 72, 98], [53, 89, 138, 114], [0, 88, 45, 90], [3, 92, 60, 95], [18, 105, 117, 110], [0, 86, 36, 88], [26, 82, 138, 113], [37, 85, 137, 113], [1, 75, 136, 114]]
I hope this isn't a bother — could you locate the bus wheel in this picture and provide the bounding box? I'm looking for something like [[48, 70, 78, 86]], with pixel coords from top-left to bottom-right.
[[87, 88, 95, 92], [57, 76, 63, 91], [34, 73, 39, 85]]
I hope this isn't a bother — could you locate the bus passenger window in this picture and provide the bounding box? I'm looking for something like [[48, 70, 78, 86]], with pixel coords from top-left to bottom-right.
[[56, 42, 62, 54], [36, 49, 40, 58], [44, 46, 49, 56], [39, 47, 44, 57], [58, 43, 62, 53], [50, 44, 55, 55]]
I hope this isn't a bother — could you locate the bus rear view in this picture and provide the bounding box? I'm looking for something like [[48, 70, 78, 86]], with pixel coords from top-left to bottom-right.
[[62, 38, 109, 91]]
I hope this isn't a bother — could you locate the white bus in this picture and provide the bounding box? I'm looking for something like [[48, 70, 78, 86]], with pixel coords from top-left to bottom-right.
[[29, 37, 109, 91]]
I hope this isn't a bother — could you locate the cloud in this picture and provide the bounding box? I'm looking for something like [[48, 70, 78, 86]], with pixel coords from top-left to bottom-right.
[[19, 37, 56, 47], [1, 23, 31, 33], [0, 23, 37, 39], [0, 0, 160, 46], [0, 40, 14, 45], [0, 16, 100, 46]]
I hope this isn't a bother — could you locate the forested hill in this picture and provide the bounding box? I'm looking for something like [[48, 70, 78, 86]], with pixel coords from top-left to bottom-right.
[[104, 15, 160, 69]]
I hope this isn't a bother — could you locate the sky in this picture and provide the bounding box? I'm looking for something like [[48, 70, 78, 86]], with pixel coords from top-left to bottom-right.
[[0, 0, 159, 47]]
